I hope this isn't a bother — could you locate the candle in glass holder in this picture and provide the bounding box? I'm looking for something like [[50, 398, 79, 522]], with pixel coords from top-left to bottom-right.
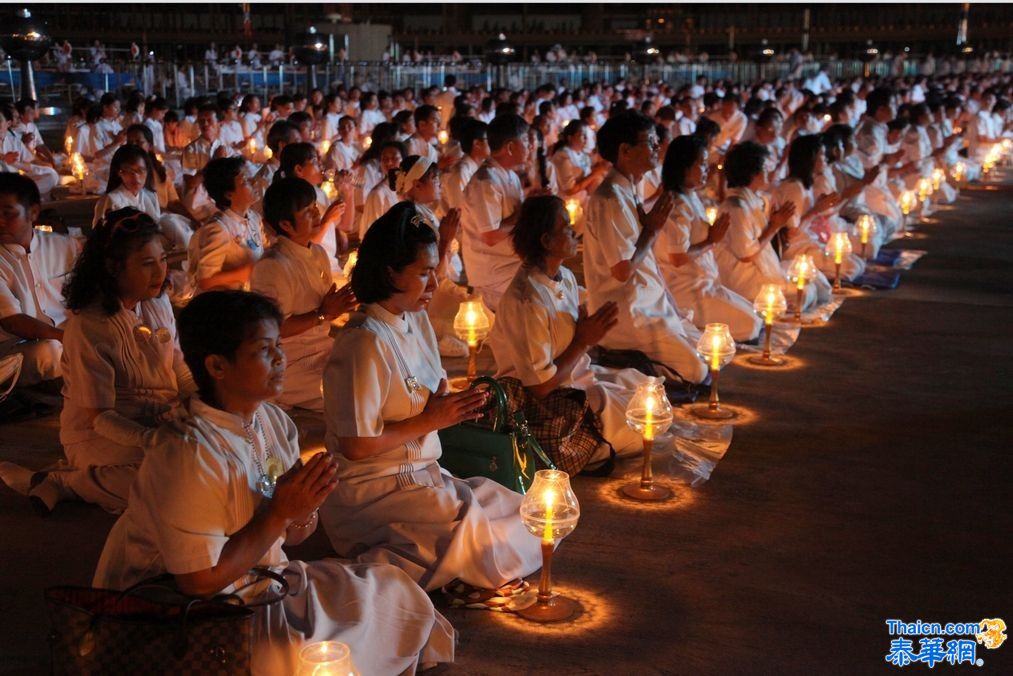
[[437, 130, 449, 145], [64, 135, 73, 155], [692, 324, 737, 420], [322, 178, 338, 201], [917, 176, 933, 202], [788, 253, 814, 323], [705, 206, 718, 226], [264, 147, 274, 160], [826, 231, 852, 292], [320, 138, 331, 156], [247, 137, 257, 158], [855, 214, 876, 259], [564, 198, 580, 225], [931, 167, 945, 192], [517, 469, 580, 622], [453, 299, 491, 380], [749, 284, 787, 366], [623, 377, 674, 500], [297, 641, 357, 676], [362, 136, 372, 151], [952, 161, 966, 184]]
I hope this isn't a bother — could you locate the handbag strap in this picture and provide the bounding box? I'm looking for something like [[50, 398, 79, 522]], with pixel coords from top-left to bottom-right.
[[512, 410, 556, 470], [219, 566, 290, 607], [468, 375, 509, 431]]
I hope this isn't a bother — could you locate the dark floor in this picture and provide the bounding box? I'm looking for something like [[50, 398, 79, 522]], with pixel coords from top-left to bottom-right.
[[1, 179, 1012, 674]]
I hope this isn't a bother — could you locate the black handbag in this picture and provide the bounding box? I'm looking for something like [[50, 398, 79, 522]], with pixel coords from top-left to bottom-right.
[[45, 567, 289, 675], [438, 376, 555, 493]]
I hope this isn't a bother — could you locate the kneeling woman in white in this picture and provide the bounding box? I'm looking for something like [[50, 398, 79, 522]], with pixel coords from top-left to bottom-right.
[[772, 135, 864, 283], [713, 141, 820, 312], [321, 203, 542, 592], [489, 196, 651, 459], [94, 290, 453, 675], [251, 178, 357, 411], [655, 135, 762, 342], [31, 209, 195, 514]]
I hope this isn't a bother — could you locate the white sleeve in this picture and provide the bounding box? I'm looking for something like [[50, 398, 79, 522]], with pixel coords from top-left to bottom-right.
[[323, 329, 393, 438], [723, 203, 762, 260], [463, 173, 504, 234], [493, 291, 557, 387], [589, 190, 638, 269]]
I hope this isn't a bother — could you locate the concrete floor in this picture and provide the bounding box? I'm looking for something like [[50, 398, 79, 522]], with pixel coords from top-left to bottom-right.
[[1, 178, 1011, 674]]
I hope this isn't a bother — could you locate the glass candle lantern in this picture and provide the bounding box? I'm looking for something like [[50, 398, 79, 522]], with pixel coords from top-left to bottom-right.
[[693, 323, 737, 420], [825, 231, 853, 292], [453, 299, 491, 380], [517, 470, 580, 622], [787, 253, 815, 323], [749, 284, 788, 366], [854, 214, 877, 259], [622, 377, 674, 501], [437, 130, 449, 146], [298, 641, 357, 676], [705, 206, 718, 226], [565, 198, 581, 226]]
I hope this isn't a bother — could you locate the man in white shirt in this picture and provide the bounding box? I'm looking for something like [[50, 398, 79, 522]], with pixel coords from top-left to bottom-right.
[[582, 111, 708, 384], [442, 119, 489, 214], [181, 105, 227, 222], [712, 95, 748, 152], [406, 105, 450, 169], [461, 114, 531, 311], [0, 174, 80, 388]]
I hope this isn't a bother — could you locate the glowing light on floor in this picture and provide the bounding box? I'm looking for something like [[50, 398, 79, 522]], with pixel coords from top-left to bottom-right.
[[732, 354, 807, 371], [672, 403, 759, 426], [488, 583, 617, 635]]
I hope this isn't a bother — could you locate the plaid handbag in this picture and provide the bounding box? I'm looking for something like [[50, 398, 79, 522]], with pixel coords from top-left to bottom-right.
[[496, 377, 615, 477], [45, 567, 288, 675]]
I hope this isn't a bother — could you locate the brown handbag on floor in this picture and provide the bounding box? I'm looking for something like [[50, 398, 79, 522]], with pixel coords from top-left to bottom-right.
[[45, 567, 288, 675]]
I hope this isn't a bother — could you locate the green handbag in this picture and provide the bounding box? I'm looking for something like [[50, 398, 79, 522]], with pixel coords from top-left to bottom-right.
[[438, 376, 555, 494]]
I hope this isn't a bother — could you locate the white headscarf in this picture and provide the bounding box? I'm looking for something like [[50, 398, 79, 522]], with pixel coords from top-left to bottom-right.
[[394, 156, 434, 197]]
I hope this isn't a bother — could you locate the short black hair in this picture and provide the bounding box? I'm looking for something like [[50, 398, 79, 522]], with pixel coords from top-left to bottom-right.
[[487, 113, 529, 152], [177, 290, 283, 400], [0, 172, 41, 213], [662, 135, 707, 193], [352, 201, 438, 304], [458, 118, 488, 154], [263, 176, 317, 236], [277, 142, 318, 181], [596, 110, 655, 164], [693, 116, 720, 142], [413, 104, 439, 126], [288, 110, 313, 128], [510, 195, 565, 264], [724, 141, 769, 189], [866, 88, 894, 118], [266, 120, 300, 152], [14, 98, 36, 114], [203, 157, 247, 210]]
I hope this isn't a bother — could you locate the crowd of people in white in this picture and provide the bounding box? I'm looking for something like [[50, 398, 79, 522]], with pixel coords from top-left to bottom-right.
[[0, 63, 1010, 672]]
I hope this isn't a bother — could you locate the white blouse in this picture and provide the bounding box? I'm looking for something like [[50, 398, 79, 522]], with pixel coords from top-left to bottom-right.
[[655, 190, 722, 298], [187, 208, 265, 291], [93, 185, 161, 227], [325, 303, 446, 485], [59, 294, 192, 448], [460, 158, 524, 290]]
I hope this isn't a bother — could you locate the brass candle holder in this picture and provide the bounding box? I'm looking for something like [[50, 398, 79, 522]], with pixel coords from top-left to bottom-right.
[[788, 254, 815, 324], [453, 299, 491, 381], [749, 284, 787, 366], [517, 470, 580, 622], [622, 377, 674, 501], [691, 323, 737, 420]]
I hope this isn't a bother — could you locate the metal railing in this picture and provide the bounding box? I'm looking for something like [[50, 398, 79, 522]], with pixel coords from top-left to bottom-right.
[[4, 56, 1006, 108]]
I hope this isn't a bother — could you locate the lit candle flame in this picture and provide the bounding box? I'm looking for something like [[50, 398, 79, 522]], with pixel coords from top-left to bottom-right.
[[437, 130, 449, 146], [64, 136, 73, 154], [320, 138, 331, 156], [362, 136, 372, 150], [542, 489, 555, 543], [565, 199, 579, 225], [710, 335, 721, 371], [705, 206, 718, 225]]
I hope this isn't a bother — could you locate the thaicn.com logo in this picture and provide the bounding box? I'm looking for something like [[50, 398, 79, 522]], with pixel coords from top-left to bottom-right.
[[885, 618, 1007, 667]]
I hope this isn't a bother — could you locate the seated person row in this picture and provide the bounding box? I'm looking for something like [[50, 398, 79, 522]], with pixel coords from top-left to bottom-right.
[[251, 177, 356, 412], [0, 174, 79, 391], [3, 208, 194, 514], [582, 111, 708, 385], [93, 289, 454, 675], [713, 141, 825, 312], [489, 195, 654, 462], [0, 110, 59, 198], [322, 202, 543, 594], [655, 135, 762, 342]]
